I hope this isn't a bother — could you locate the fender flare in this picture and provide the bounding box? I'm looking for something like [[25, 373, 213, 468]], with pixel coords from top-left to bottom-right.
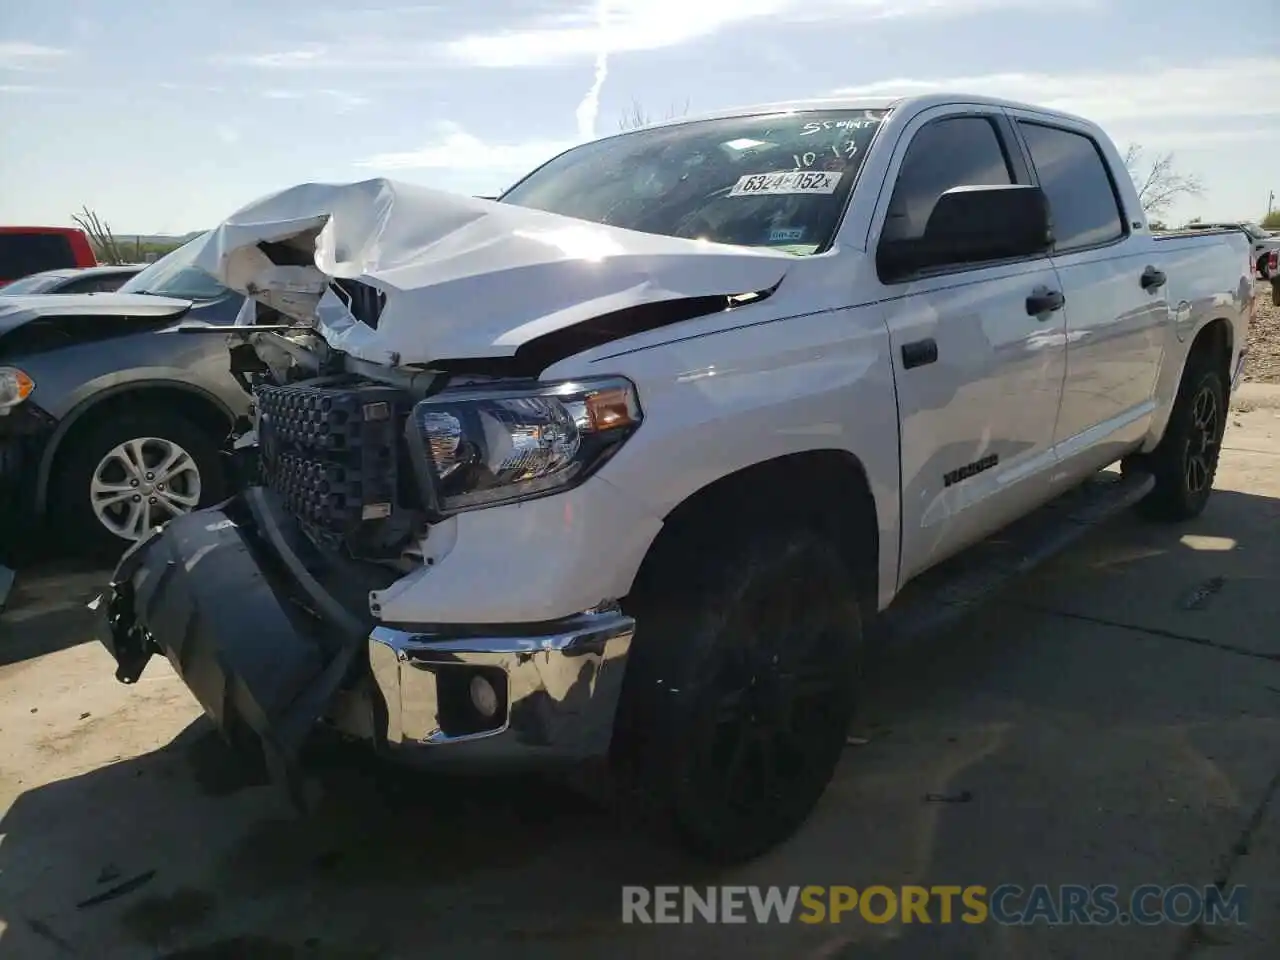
[[34, 379, 236, 516]]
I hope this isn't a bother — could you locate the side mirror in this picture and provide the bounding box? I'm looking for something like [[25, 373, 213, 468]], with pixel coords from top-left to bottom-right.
[[879, 184, 1053, 281]]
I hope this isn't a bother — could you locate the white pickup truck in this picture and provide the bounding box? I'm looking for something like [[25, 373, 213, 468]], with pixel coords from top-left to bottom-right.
[[97, 93, 1255, 863]]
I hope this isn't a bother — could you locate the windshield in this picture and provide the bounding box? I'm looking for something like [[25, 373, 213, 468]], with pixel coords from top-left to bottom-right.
[[0, 271, 66, 295], [1241, 223, 1267, 240], [118, 234, 230, 300], [500, 109, 891, 255]]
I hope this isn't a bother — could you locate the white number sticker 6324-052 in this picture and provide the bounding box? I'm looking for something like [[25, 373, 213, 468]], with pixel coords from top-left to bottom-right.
[[728, 170, 843, 196]]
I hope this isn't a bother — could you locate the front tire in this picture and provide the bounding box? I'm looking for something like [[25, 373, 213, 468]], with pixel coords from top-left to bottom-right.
[[614, 525, 863, 863], [1129, 359, 1227, 522], [55, 408, 229, 556]]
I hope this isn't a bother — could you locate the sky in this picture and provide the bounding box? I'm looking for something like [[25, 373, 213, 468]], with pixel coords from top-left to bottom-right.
[[1, 0, 1277, 234]]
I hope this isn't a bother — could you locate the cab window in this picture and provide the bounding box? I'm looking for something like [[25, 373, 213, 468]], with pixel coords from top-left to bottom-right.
[[1016, 121, 1126, 251]]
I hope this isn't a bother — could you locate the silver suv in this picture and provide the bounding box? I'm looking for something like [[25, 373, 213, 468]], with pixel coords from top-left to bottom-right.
[[0, 235, 249, 558]]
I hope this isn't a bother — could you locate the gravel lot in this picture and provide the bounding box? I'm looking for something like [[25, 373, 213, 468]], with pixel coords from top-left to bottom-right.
[[1, 407, 1278, 960], [1243, 284, 1280, 384]]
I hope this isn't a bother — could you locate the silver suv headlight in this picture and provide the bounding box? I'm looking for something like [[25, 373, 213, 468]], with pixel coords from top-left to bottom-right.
[[0, 367, 35, 413], [407, 376, 642, 515]]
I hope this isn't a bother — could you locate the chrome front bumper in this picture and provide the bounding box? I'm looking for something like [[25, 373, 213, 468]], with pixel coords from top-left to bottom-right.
[[362, 609, 635, 767]]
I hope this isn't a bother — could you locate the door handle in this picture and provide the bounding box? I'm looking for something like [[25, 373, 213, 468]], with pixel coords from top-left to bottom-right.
[[901, 338, 938, 369], [1140, 265, 1167, 291], [1025, 287, 1065, 316]]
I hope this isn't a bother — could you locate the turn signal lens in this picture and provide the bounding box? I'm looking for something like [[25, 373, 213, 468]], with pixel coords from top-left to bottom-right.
[[585, 386, 640, 431]]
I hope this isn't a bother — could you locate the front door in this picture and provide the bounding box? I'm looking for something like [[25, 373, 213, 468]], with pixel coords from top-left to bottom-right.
[[870, 108, 1069, 586]]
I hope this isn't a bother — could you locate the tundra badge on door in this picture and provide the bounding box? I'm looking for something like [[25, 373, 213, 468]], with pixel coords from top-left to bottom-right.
[[944, 453, 999, 488]]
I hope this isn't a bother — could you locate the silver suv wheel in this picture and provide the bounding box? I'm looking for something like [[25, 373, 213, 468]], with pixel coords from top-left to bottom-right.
[[90, 436, 203, 541]]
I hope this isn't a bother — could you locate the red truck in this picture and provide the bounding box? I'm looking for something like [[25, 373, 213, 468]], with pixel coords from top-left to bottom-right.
[[0, 226, 97, 287]]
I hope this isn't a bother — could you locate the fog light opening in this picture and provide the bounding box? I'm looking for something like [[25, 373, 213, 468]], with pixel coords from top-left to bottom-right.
[[470, 674, 499, 719]]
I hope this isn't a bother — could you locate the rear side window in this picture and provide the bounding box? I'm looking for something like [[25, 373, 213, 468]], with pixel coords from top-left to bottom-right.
[[881, 116, 1014, 245], [53, 275, 99, 294], [59, 273, 132, 294], [1016, 122, 1125, 251], [0, 233, 75, 280]]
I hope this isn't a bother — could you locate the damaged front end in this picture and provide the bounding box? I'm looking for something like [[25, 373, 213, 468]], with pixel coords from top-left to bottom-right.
[[96, 280, 643, 794], [95, 449, 637, 795], [95, 177, 793, 791]]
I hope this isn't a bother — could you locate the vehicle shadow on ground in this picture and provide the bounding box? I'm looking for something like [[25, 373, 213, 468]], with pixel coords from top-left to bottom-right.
[[0, 554, 111, 667], [0, 718, 709, 959], [823, 485, 1280, 958], [1, 489, 1278, 959]]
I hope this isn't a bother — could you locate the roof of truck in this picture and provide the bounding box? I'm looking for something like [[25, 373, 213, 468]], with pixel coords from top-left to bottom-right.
[[633, 92, 1096, 132]]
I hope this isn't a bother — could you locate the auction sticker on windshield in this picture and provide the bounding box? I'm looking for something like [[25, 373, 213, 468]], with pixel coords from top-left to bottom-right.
[[729, 170, 843, 196]]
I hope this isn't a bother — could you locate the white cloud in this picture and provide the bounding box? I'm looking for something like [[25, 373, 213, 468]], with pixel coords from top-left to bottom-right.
[[261, 88, 371, 112], [829, 58, 1280, 129], [0, 42, 68, 70], [157, 81, 226, 93], [0, 84, 44, 93], [215, 124, 241, 144], [442, 0, 1084, 68], [354, 121, 572, 173], [217, 0, 1088, 73], [575, 0, 614, 140], [318, 89, 372, 112], [240, 47, 331, 68]]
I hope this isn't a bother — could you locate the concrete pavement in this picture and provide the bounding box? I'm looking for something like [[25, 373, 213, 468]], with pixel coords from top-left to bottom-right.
[[0, 410, 1278, 959]]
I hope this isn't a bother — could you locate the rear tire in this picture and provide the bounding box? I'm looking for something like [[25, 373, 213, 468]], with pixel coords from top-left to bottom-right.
[[1127, 358, 1226, 522], [613, 525, 864, 864], [54, 408, 229, 558]]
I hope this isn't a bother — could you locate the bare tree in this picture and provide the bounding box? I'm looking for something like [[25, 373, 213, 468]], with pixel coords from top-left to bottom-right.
[[1122, 144, 1204, 220], [618, 97, 691, 132], [71, 206, 126, 264]]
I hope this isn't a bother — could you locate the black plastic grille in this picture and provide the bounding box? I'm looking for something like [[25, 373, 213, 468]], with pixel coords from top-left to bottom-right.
[[254, 382, 410, 534]]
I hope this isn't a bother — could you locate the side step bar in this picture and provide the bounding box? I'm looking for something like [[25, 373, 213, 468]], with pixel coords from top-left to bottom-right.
[[876, 469, 1156, 644]]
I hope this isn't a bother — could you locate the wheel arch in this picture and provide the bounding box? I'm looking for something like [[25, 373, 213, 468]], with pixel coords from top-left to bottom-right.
[[35, 380, 236, 516], [1188, 316, 1234, 385], [1144, 315, 1235, 455], [627, 448, 881, 614]]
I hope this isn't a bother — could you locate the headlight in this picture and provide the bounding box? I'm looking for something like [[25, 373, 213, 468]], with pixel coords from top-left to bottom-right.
[[0, 367, 35, 412], [408, 376, 642, 514]]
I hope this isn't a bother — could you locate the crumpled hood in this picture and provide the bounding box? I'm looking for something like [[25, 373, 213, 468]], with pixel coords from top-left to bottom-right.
[[0, 293, 192, 336], [188, 177, 796, 366]]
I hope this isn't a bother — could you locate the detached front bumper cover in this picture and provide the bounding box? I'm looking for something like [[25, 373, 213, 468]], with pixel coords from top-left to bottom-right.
[[95, 492, 372, 796]]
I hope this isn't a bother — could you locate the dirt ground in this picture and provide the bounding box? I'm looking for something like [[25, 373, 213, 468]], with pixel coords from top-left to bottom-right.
[[1243, 284, 1280, 384], [2, 407, 1279, 960]]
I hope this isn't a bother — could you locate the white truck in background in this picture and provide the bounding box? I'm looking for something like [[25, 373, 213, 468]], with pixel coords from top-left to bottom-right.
[[1185, 220, 1280, 295], [97, 93, 1254, 863], [1182, 225, 1280, 281]]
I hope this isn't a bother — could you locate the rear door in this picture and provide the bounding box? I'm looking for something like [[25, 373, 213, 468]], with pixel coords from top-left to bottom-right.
[[871, 107, 1069, 584], [1007, 114, 1168, 476]]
